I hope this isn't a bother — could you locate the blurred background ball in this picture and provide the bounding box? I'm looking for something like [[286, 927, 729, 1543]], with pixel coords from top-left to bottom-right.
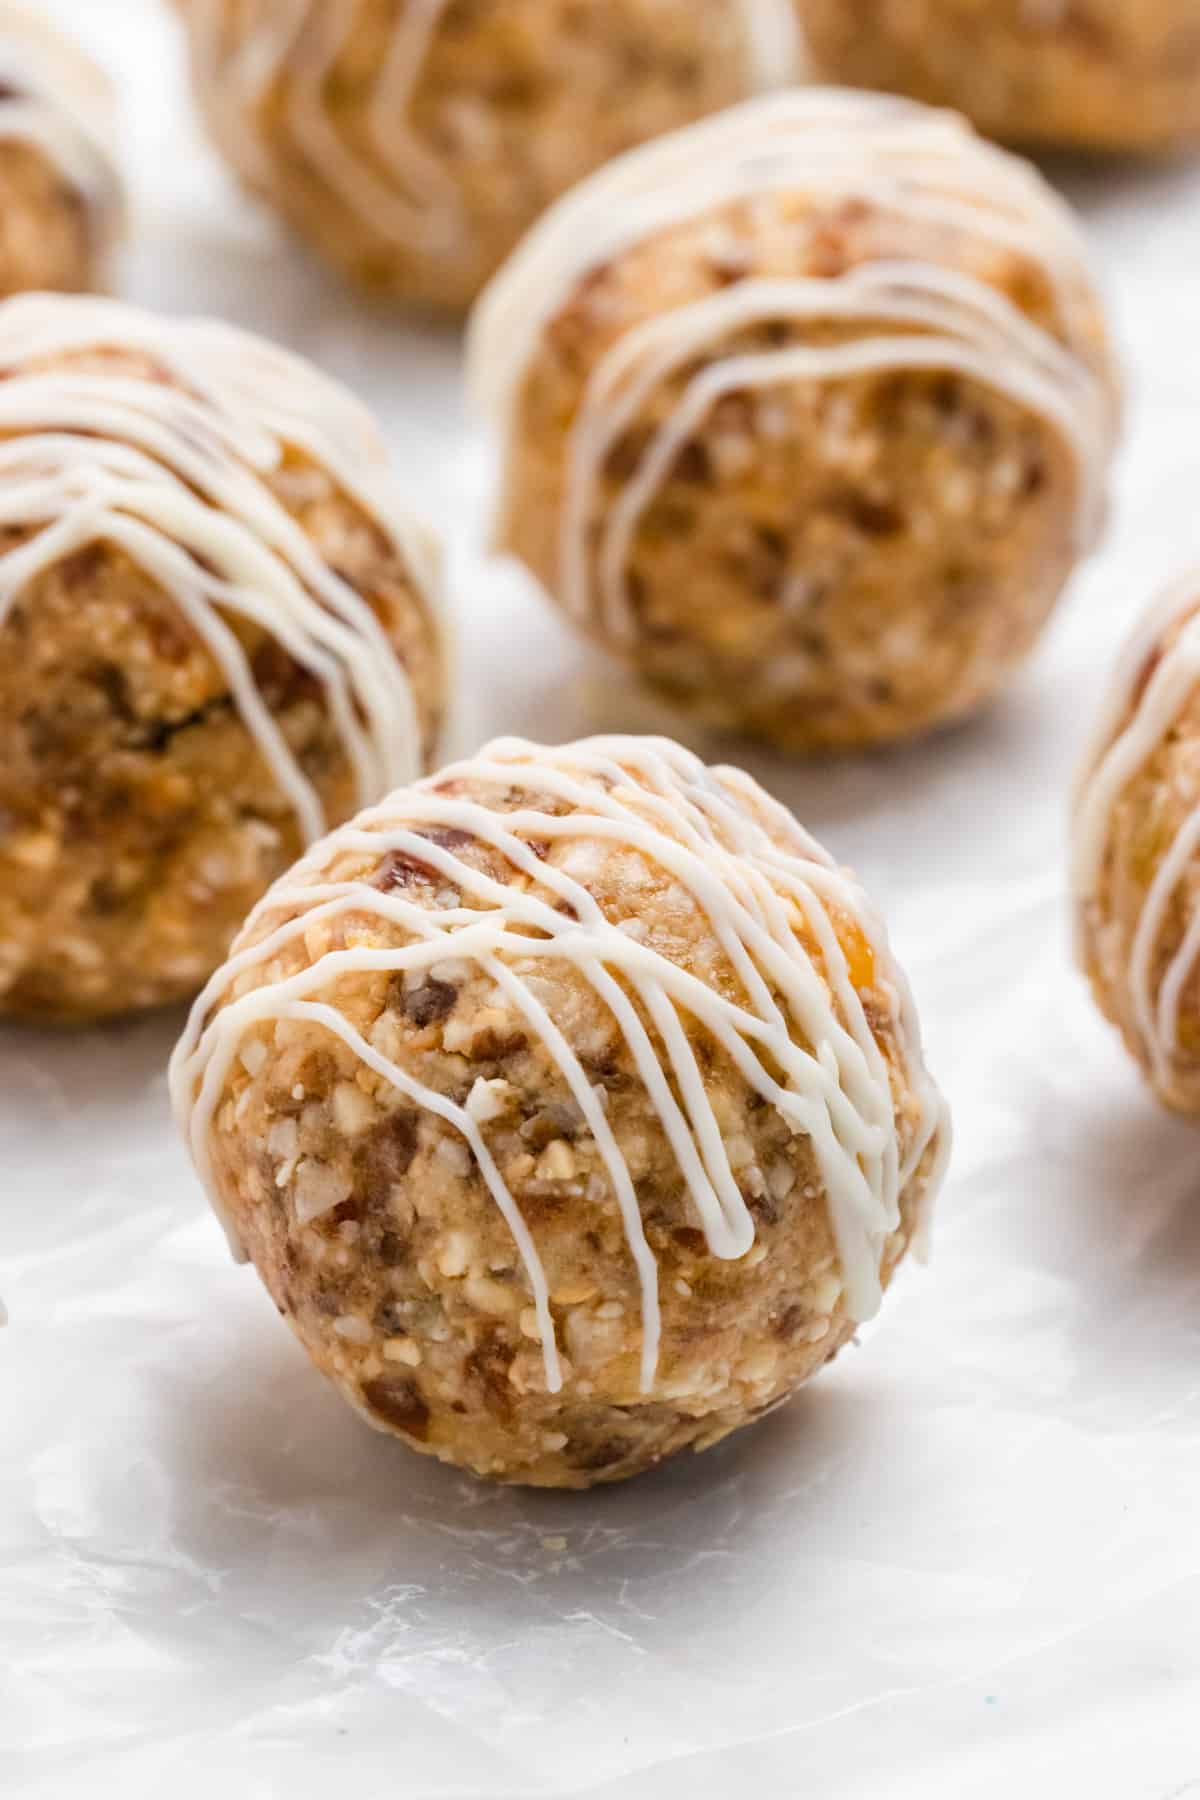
[[471, 92, 1120, 753], [1074, 572, 1200, 1114], [795, 0, 1200, 155], [0, 1, 124, 295], [173, 0, 800, 309], [0, 295, 445, 1022]]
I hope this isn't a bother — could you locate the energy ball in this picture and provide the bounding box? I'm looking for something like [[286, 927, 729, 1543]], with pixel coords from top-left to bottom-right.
[[0, 294, 445, 1023], [171, 734, 949, 1488], [469, 90, 1120, 753], [0, 2, 124, 295], [1073, 572, 1200, 1114], [172, 0, 799, 310], [795, 0, 1200, 156]]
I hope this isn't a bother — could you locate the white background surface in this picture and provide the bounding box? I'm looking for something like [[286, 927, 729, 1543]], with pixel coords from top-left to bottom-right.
[[5, 3, 1200, 1794]]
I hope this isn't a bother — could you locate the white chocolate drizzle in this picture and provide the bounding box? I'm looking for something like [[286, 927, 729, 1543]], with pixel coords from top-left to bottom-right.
[[1072, 571, 1200, 1087], [467, 88, 1116, 640], [0, 293, 441, 841], [171, 735, 950, 1394], [0, 2, 124, 255], [180, 0, 797, 258], [739, 0, 801, 89]]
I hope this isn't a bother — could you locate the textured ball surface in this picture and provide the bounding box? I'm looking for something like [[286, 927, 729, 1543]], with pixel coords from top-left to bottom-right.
[[1074, 574, 1200, 1113], [0, 2, 124, 296], [174, 0, 796, 309], [796, 0, 1200, 155], [173, 735, 949, 1487], [471, 92, 1119, 753], [0, 296, 444, 1021]]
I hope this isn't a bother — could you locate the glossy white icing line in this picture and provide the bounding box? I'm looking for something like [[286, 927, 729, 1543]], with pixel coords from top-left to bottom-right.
[[171, 735, 950, 1395], [183, 0, 794, 255], [0, 1, 123, 230], [177, 0, 301, 191], [0, 293, 439, 842], [183, 0, 479, 249], [1072, 572, 1200, 1086], [285, 0, 467, 251], [468, 91, 1113, 603], [738, 0, 802, 89]]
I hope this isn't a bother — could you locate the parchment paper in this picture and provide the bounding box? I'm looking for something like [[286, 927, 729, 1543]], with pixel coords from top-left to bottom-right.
[[4, 5, 1200, 1794]]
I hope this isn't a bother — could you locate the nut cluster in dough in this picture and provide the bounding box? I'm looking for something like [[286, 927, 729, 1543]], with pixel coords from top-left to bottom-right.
[[470, 91, 1119, 753], [173, 0, 797, 310], [172, 735, 949, 1487], [0, 2, 124, 296], [1073, 573, 1200, 1114], [0, 295, 445, 1022], [795, 0, 1200, 155]]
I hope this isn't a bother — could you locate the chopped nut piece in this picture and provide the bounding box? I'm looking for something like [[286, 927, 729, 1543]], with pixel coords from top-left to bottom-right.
[[466, 1076, 514, 1123], [333, 1314, 372, 1345], [293, 1159, 352, 1225], [536, 1138, 576, 1182], [436, 1229, 471, 1279]]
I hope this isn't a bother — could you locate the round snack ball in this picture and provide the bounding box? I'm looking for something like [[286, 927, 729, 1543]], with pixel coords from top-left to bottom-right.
[[795, 0, 1200, 157], [171, 734, 950, 1488], [172, 0, 800, 310], [0, 294, 445, 1022], [469, 90, 1120, 753], [0, 2, 124, 295], [1073, 571, 1200, 1114]]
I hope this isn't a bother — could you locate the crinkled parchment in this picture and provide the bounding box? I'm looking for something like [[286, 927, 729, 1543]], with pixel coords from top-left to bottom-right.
[[4, 5, 1200, 1795]]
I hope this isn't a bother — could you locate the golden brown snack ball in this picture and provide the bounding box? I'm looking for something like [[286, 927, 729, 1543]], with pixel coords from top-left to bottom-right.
[[172, 734, 949, 1488], [796, 0, 1200, 156], [172, 0, 800, 310], [1073, 572, 1200, 1114], [0, 295, 445, 1023], [470, 90, 1120, 753], [0, 2, 124, 295]]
